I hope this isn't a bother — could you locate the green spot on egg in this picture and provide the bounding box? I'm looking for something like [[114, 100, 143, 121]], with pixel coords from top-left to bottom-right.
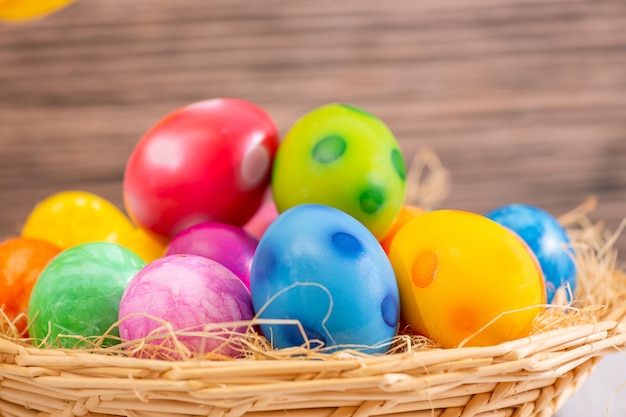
[[359, 187, 385, 214], [391, 148, 406, 181], [340, 104, 375, 119], [312, 134, 346, 163]]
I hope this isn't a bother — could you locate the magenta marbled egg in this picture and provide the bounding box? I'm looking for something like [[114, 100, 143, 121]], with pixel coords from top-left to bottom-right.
[[165, 222, 258, 290], [118, 254, 254, 359]]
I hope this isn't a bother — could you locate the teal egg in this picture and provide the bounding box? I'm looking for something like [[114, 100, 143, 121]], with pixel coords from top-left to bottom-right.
[[28, 242, 146, 348]]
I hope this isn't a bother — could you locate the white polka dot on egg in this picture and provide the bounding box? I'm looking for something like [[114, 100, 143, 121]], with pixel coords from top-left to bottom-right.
[[239, 143, 270, 190]]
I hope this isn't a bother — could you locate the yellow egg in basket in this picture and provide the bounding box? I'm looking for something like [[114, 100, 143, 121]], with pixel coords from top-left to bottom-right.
[[0, 0, 75, 22], [116, 226, 169, 264], [388, 209, 546, 348], [21, 190, 136, 249]]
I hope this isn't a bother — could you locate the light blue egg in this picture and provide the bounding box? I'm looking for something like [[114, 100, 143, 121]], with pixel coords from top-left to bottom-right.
[[250, 204, 399, 354], [485, 204, 577, 304]]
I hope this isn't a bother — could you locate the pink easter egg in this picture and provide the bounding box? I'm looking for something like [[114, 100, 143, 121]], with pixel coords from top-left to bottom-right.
[[118, 254, 254, 359], [244, 197, 279, 239], [165, 222, 258, 290]]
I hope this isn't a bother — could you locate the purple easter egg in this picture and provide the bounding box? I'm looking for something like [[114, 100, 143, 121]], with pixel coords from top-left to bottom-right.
[[118, 254, 254, 359], [165, 222, 258, 290]]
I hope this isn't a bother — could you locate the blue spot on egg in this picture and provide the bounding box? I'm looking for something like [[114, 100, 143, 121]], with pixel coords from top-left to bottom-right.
[[331, 231, 364, 258], [381, 294, 399, 328], [284, 325, 326, 348]]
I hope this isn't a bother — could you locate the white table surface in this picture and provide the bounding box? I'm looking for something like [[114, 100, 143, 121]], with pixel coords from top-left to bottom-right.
[[555, 353, 626, 417]]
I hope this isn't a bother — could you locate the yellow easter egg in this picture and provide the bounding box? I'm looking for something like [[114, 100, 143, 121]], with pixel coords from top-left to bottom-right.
[[388, 209, 545, 348], [0, 0, 75, 22], [22, 191, 136, 249], [117, 227, 169, 264]]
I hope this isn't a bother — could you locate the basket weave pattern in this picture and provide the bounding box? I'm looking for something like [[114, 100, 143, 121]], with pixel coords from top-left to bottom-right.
[[0, 318, 624, 417]]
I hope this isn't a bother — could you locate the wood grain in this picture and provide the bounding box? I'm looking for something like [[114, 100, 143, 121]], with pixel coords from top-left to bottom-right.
[[1, 0, 625, 256]]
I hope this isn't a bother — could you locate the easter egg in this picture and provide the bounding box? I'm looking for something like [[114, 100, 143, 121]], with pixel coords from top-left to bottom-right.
[[21, 191, 136, 249], [485, 204, 577, 304], [0, 0, 75, 21], [250, 204, 400, 354], [117, 227, 169, 264], [123, 98, 279, 238], [379, 204, 426, 253], [118, 255, 254, 359], [0, 237, 62, 333], [243, 195, 278, 239], [271, 103, 406, 240], [28, 242, 146, 348], [165, 222, 258, 290], [388, 210, 545, 348]]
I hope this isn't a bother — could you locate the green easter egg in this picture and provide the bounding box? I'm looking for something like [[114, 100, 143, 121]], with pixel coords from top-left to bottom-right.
[[28, 241, 146, 348], [272, 104, 406, 239]]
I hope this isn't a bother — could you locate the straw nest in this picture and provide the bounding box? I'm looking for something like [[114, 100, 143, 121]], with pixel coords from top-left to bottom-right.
[[0, 149, 625, 417]]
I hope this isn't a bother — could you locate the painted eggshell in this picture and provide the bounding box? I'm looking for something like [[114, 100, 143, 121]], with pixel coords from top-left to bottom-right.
[[0, 237, 62, 334], [379, 204, 426, 253], [250, 203, 400, 354], [0, 0, 75, 22], [165, 222, 258, 290], [118, 254, 254, 359], [117, 227, 169, 264], [271, 103, 406, 240], [388, 210, 545, 348], [244, 195, 278, 239], [21, 190, 136, 249], [123, 98, 279, 238], [485, 203, 577, 304], [28, 242, 146, 348]]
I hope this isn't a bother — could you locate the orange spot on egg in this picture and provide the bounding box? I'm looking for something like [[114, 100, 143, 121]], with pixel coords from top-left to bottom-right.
[[412, 250, 438, 288], [449, 304, 478, 335]]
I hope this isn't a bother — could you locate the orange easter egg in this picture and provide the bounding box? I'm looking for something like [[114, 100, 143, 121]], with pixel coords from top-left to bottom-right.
[[379, 204, 426, 253], [0, 236, 62, 333], [388, 209, 545, 348]]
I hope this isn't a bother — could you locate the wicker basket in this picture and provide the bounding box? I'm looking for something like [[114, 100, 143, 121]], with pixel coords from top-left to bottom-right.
[[1, 154, 625, 417]]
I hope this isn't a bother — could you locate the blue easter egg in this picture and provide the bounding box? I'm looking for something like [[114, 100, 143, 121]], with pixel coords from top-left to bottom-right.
[[485, 204, 577, 304], [250, 203, 399, 354]]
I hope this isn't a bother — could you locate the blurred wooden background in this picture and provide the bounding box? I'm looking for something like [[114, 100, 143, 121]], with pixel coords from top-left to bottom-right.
[[1, 0, 625, 257], [1, 1, 626, 415]]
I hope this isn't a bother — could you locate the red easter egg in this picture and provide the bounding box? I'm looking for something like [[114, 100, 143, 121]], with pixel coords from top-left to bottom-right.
[[0, 237, 62, 334], [123, 98, 279, 238]]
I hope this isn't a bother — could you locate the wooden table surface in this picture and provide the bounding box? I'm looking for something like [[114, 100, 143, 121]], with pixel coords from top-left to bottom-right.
[[1, 1, 626, 414]]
